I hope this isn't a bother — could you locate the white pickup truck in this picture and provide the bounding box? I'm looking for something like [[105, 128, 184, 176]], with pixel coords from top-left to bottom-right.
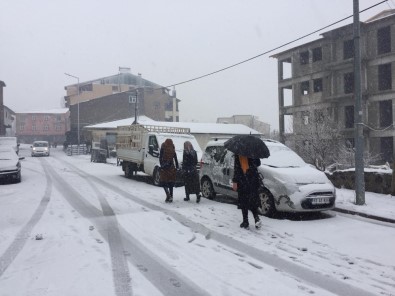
[[116, 124, 202, 185]]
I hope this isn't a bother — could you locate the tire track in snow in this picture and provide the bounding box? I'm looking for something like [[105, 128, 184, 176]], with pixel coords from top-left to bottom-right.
[[84, 177, 133, 296], [0, 160, 52, 277], [58, 158, 379, 296], [40, 159, 132, 296], [43, 157, 210, 296]]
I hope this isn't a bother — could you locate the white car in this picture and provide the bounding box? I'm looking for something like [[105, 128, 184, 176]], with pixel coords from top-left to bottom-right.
[[31, 141, 50, 157], [0, 146, 22, 183], [199, 138, 336, 217]]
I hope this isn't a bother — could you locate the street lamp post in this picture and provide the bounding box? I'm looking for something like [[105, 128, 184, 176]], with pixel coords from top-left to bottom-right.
[[129, 89, 138, 124], [64, 73, 80, 154]]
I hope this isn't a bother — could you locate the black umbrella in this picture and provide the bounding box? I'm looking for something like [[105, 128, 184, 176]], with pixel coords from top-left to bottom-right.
[[224, 135, 270, 159]]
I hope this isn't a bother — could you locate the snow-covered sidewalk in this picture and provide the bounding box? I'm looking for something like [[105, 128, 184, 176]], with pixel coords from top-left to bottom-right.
[[335, 188, 395, 223]]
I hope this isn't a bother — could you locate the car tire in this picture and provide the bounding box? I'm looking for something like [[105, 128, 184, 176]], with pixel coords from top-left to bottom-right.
[[124, 164, 133, 178], [15, 172, 21, 183], [259, 188, 277, 218], [153, 167, 161, 186], [201, 177, 216, 200]]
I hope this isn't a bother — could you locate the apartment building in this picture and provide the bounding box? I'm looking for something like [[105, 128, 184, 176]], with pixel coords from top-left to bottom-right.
[[16, 108, 70, 144], [64, 70, 179, 143], [272, 10, 395, 163], [0, 80, 5, 136]]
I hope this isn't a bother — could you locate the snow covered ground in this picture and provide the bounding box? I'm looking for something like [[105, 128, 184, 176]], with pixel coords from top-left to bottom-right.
[[0, 145, 394, 296]]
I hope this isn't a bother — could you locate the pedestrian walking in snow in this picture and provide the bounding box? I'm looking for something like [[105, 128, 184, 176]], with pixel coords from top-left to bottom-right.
[[159, 138, 179, 203], [232, 155, 262, 229], [182, 141, 201, 203]]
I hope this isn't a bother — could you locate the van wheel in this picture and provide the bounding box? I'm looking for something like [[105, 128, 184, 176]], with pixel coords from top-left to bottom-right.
[[259, 189, 277, 218], [201, 178, 216, 200], [153, 167, 161, 186], [124, 164, 133, 178]]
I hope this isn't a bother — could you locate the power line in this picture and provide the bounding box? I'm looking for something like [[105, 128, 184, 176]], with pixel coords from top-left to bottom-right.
[[165, 0, 388, 89]]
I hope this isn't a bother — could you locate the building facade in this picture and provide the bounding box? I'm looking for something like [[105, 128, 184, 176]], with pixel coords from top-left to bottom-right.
[[64, 70, 179, 143], [3, 105, 15, 136], [216, 115, 270, 136], [272, 10, 395, 163], [15, 108, 70, 144], [0, 80, 5, 136]]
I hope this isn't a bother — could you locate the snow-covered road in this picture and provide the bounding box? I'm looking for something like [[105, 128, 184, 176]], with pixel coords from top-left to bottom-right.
[[0, 146, 394, 296]]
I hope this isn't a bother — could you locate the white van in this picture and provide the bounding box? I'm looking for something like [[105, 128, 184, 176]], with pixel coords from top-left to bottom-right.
[[199, 138, 336, 217], [116, 124, 202, 186]]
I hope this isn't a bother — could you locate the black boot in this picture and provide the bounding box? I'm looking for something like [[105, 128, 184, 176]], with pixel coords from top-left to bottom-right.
[[169, 187, 173, 202], [240, 209, 249, 229], [184, 195, 190, 201], [164, 188, 170, 203], [196, 194, 201, 203]]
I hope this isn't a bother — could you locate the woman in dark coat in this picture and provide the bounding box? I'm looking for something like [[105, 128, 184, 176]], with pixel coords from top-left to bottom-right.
[[159, 138, 179, 203], [182, 141, 201, 203], [232, 154, 262, 229]]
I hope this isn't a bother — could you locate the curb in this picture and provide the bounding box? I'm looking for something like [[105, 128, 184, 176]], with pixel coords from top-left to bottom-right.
[[333, 207, 395, 224]]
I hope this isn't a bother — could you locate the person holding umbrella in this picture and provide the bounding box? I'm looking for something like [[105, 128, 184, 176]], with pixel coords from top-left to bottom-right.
[[224, 135, 270, 229], [232, 155, 262, 229]]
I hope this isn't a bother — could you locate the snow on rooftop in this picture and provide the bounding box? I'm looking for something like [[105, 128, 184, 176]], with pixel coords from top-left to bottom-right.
[[84, 116, 262, 135], [18, 108, 69, 114]]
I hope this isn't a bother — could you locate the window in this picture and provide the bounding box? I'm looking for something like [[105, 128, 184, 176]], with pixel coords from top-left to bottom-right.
[[379, 100, 393, 127], [345, 105, 354, 128], [377, 26, 391, 54], [44, 115, 49, 121], [55, 125, 61, 131], [378, 63, 392, 91], [301, 81, 309, 95], [43, 125, 49, 131], [32, 115, 36, 121], [312, 47, 322, 62], [19, 124, 24, 131], [380, 137, 393, 163], [313, 78, 323, 92], [154, 102, 160, 110], [112, 85, 119, 92], [343, 39, 354, 59], [32, 125, 37, 131], [56, 115, 62, 122], [299, 51, 309, 65], [344, 72, 354, 94], [164, 101, 172, 110]]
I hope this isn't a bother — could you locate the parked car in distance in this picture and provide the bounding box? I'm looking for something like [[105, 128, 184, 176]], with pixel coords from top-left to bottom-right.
[[199, 138, 336, 218], [0, 146, 22, 183], [31, 141, 50, 157], [0, 136, 20, 155]]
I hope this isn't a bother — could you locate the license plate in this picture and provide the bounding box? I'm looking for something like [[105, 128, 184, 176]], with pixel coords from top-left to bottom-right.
[[311, 197, 330, 205]]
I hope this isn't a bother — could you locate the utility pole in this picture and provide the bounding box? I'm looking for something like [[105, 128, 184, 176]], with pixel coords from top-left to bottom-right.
[[353, 0, 365, 205]]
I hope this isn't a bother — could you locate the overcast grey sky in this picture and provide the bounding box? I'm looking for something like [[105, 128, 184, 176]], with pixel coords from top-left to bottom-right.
[[0, 0, 389, 130]]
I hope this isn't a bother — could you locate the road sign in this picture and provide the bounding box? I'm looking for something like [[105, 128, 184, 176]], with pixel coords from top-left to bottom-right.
[[129, 95, 137, 103]]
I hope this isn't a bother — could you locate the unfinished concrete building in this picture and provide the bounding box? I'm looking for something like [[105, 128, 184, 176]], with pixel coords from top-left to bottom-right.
[[272, 10, 395, 164]]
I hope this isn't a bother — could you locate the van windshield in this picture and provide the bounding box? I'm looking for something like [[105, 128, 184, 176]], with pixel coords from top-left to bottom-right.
[[34, 142, 48, 147]]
